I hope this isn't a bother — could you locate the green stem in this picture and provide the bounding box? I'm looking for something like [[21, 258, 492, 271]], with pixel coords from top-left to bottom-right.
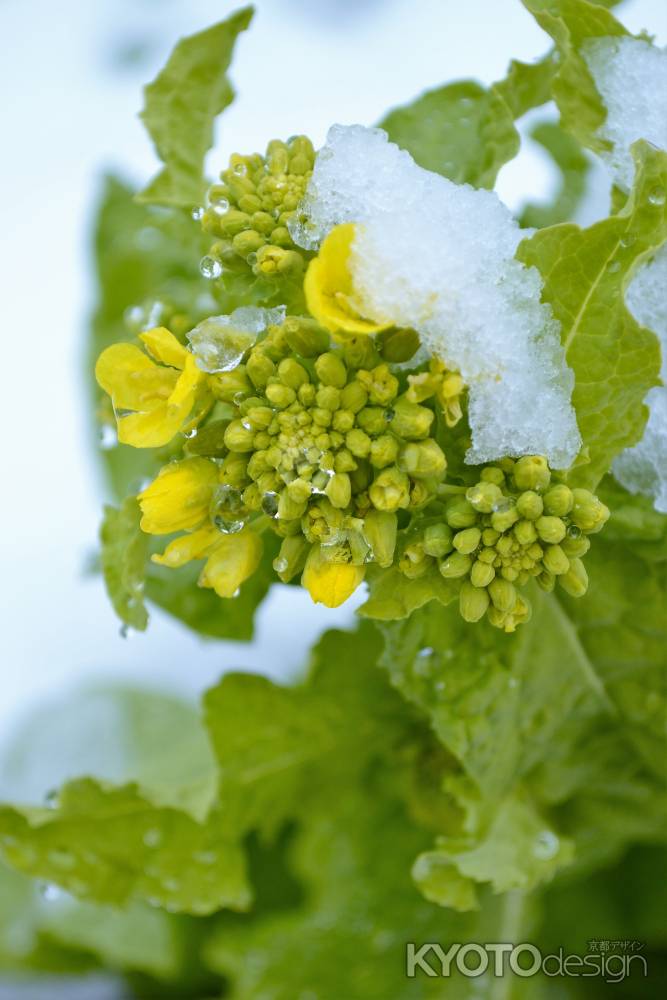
[[490, 890, 527, 1000]]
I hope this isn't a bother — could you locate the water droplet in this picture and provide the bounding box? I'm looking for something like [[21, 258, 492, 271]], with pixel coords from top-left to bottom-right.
[[39, 882, 63, 902], [200, 255, 223, 280], [273, 556, 289, 574], [607, 260, 621, 273], [191, 206, 204, 221], [492, 497, 515, 514], [233, 162, 247, 177], [567, 523, 582, 539], [123, 304, 145, 332], [533, 829, 559, 860], [247, 251, 258, 267], [99, 424, 117, 450], [384, 408, 395, 422], [44, 789, 58, 809], [184, 427, 198, 440], [119, 624, 135, 639], [210, 198, 230, 215], [620, 233, 636, 248], [417, 647, 434, 658], [215, 517, 244, 534], [241, 419, 252, 431], [143, 828, 162, 848], [648, 186, 665, 207], [261, 491, 279, 516]]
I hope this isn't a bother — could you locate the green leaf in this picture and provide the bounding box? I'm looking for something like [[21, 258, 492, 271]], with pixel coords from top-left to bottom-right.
[[359, 564, 458, 620], [138, 8, 254, 207], [519, 120, 591, 228], [520, 0, 628, 155], [517, 140, 666, 488], [99, 497, 149, 632], [380, 53, 557, 188]]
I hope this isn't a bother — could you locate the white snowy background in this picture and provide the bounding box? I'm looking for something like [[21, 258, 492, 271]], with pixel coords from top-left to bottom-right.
[[0, 0, 665, 804]]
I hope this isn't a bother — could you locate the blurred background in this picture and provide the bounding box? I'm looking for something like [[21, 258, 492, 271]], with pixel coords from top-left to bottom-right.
[[0, 0, 665, 806]]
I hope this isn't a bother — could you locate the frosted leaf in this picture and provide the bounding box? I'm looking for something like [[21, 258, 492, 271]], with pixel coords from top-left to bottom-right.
[[613, 245, 667, 512], [584, 37, 667, 192], [293, 125, 580, 468], [187, 306, 286, 373]]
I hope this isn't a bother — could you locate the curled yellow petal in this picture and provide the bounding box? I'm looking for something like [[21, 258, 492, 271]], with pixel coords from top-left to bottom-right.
[[138, 458, 218, 535], [199, 529, 263, 599], [302, 543, 366, 608], [151, 526, 220, 568], [95, 343, 177, 411], [116, 354, 205, 448], [304, 223, 392, 337], [139, 327, 188, 369]]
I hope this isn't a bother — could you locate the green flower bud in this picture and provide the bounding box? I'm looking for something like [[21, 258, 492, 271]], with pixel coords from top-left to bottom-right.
[[277, 489, 307, 520], [513, 455, 551, 492], [357, 407, 389, 435], [265, 382, 296, 408], [478, 546, 497, 564], [471, 560, 495, 588], [422, 523, 453, 558], [363, 509, 397, 568], [232, 229, 264, 258], [370, 434, 400, 470], [570, 489, 610, 533], [246, 351, 276, 389], [245, 405, 274, 430], [273, 535, 309, 582], [440, 551, 472, 578], [325, 472, 352, 509], [558, 557, 589, 597], [255, 245, 304, 276], [250, 210, 275, 234], [535, 515, 567, 544], [357, 365, 399, 406], [340, 381, 368, 413], [186, 419, 229, 457], [543, 484, 573, 516], [314, 351, 347, 388], [388, 397, 434, 439], [277, 357, 309, 389], [376, 327, 420, 363], [500, 565, 519, 581], [316, 385, 341, 411], [480, 466, 505, 487], [217, 209, 252, 237], [397, 438, 447, 479], [466, 482, 503, 513], [369, 467, 411, 512], [342, 335, 379, 370], [298, 382, 317, 407], [536, 571, 555, 592], [209, 365, 252, 401], [445, 497, 478, 529], [333, 448, 357, 473], [460, 581, 490, 623], [489, 578, 517, 612], [312, 407, 332, 427], [332, 409, 355, 433], [561, 533, 591, 558], [542, 544, 570, 576], [513, 519, 537, 546], [453, 527, 482, 555], [224, 419, 256, 453], [482, 528, 500, 546], [286, 478, 312, 504], [516, 491, 544, 520], [282, 316, 330, 357], [490, 501, 520, 533]]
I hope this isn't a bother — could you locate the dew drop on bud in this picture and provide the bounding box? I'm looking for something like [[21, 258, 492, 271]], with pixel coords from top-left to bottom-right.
[[273, 556, 289, 574], [191, 206, 204, 221], [533, 829, 559, 860], [200, 255, 223, 280], [261, 491, 279, 517], [567, 523, 582, 539], [648, 186, 666, 207], [210, 198, 230, 215]]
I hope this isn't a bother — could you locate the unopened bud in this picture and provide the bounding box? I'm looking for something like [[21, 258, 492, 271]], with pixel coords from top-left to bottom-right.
[[570, 489, 610, 533], [480, 466, 505, 487], [398, 440, 446, 479], [471, 560, 495, 588], [453, 527, 482, 554], [277, 357, 309, 389], [445, 497, 478, 529], [325, 472, 352, 509], [516, 491, 544, 520], [558, 557, 589, 597], [315, 351, 347, 388], [542, 544, 570, 576], [535, 515, 566, 544], [422, 523, 453, 558], [368, 467, 411, 512], [513, 519, 537, 546], [460, 581, 490, 622], [490, 502, 520, 533], [466, 482, 503, 513], [273, 535, 309, 582], [440, 551, 472, 578], [389, 397, 434, 439], [246, 351, 276, 389], [282, 316, 330, 357], [377, 327, 420, 363], [265, 382, 296, 408], [363, 509, 397, 567], [210, 365, 252, 401], [489, 578, 517, 612], [513, 455, 551, 492], [340, 381, 368, 413], [543, 484, 573, 516], [224, 419, 256, 452], [357, 364, 399, 406]]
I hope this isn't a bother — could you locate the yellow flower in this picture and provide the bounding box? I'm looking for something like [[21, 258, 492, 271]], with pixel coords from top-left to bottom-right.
[[95, 326, 207, 447], [406, 357, 465, 428], [304, 223, 392, 338], [301, 543, 365, 608], [138, 458, 218, 534]]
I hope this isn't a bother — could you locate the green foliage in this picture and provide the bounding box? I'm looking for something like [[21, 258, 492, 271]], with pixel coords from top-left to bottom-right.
[[517, 141, 666, 488], [138, 8, 254, 206], [521, 0, 627, 155], [100, 497, 149, 631]]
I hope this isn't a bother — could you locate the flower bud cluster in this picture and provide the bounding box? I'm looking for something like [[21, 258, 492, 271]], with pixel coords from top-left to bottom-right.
[[398, 455, 610, 632], [200, 137, 315, 281], [197, 318, 447, 581]]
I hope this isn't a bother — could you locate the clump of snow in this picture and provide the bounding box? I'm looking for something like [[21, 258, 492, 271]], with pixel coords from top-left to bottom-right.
[[187, 306, 285, 373], [290, 125, 581, 469], [613, 245, 667, 512], [583, 36, 667, 192]]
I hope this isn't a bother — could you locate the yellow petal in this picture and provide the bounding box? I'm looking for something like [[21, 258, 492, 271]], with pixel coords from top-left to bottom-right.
[[199, 529, 263, 599], [139, 327, 189, 369], [301, 543, 365, 608], [95, 343, 178, 411], [138, 458, 218, 534], [304, 223, 392, 337], [152, 526, 220, 568], [117, 354, 204, 448]]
